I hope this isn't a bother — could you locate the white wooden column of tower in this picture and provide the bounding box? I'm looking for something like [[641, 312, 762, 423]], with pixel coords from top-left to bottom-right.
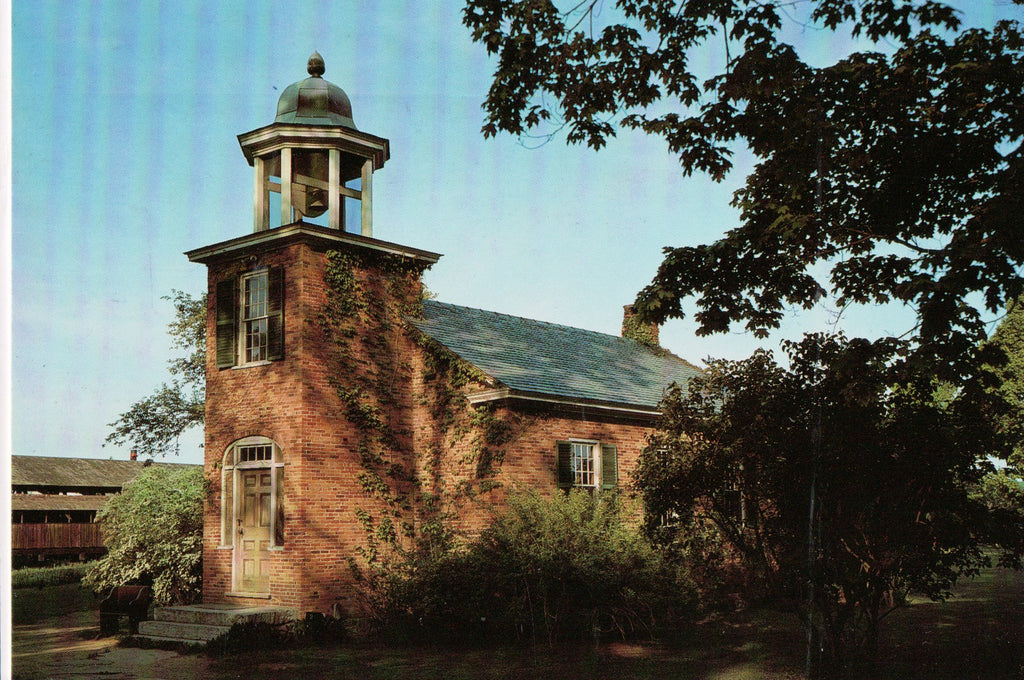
[[238, 52, 390, 237]]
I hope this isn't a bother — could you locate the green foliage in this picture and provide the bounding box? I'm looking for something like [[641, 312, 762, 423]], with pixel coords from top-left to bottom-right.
[[985, 299, 1024, 473], [321, 248, 427, 327], [418, 335, 492, 435], [83, 465, 207, 606], [106, 290, 206, 457], [975, 470, 1024, 569], [320, 247, 460, 570], [318, 245, 517, 585], [646, 513, 744, 610], [464, 0, 1024, 378], [205, 613, 346, 656], [164, 289, 207, 386], [621, 314, 658, 347], [12, 562, 90, 589], [361, 488, 693, 645], [977, 299, 1024, 562], [633, 333, 1022, 668], [321, 251, 368, 324]]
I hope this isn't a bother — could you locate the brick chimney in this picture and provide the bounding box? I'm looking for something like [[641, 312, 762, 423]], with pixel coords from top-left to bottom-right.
[[130, 448, 138, 461], [622, 304, 659, 347]]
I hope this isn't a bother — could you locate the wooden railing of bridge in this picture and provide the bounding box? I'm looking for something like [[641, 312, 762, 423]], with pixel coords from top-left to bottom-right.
[[11, 523, 104, 553]]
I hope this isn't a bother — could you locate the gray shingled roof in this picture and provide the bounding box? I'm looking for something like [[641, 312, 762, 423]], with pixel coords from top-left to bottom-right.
[[11, 494, 112, 512], [11, 456, 199, 490], [409, 300, 702, 410]]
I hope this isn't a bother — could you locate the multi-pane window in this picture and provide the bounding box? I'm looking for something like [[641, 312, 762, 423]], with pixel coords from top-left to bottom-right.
[[242, 272, 269, 363], [571, 442, 596, 487], [557, 440, 618, 491], [216, 267, 284, 369], [237, 444, 273, 462]]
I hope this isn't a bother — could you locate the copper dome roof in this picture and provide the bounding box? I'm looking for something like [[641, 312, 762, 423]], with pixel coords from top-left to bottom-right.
[[274, 52, 356, 128]]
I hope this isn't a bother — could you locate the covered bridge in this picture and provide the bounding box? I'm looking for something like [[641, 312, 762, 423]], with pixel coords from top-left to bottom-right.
[[11, 455, 200, 564]]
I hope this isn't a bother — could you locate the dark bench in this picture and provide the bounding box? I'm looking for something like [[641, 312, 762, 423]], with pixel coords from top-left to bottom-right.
[[99, 585, 152, 635]]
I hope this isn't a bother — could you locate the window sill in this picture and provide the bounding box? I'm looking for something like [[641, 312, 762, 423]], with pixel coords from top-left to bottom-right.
[[217, 545, 233, 550], [233, 360, 273, 370]]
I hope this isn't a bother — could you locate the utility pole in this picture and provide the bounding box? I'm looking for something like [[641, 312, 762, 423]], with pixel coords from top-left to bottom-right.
[[805, 108, 826, 679]]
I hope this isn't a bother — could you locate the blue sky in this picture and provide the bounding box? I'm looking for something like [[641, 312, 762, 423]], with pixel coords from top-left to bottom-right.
[[11, 1, 1016, 466]]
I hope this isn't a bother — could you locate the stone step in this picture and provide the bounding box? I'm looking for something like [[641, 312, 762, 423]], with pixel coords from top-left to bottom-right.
[[136, 620, 229, 643], [153, 604, 296, 627], [134, 603, 299, 645]]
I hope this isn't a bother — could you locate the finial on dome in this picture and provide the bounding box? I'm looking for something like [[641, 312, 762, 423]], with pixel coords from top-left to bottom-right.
[[307, 51, 325, 77], [274, 53, 355, 128]]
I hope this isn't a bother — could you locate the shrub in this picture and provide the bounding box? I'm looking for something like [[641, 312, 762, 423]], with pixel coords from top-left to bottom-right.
[[362, 488, 694, 644], [12, 562, 91, 589], [204, 613, 347, 656], [648, 513, 752, 611], [83, 465, 207, 605]]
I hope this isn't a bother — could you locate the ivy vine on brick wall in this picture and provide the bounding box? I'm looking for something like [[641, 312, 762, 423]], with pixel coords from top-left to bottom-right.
[[318, 248, 519, 578]]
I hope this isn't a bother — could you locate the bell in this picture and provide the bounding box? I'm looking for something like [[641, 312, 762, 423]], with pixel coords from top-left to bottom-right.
[[291, 149, 330, 218], [291, 184, 328, 218]]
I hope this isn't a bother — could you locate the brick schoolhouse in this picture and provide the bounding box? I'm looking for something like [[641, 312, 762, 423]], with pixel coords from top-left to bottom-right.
[[186, 54, 700, 616]]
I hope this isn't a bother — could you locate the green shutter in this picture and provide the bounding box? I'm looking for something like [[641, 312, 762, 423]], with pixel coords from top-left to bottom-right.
[[556, 441, 573, 489], [267, 266, 285, 361], [221, 465, 234, 547], [215, 278, 237, 369], [601, 444, 618, 490], [274, 464, 285, 546]]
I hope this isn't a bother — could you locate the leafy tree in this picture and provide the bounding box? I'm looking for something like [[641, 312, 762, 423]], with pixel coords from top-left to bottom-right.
[[633, 333, 1022, 671], [975, 469, 1024, 553], [985, 299, 1024, 473], [463, 0, 1024, 377], [105, 290, 206, 457], [976, 300, 1024, 557], [83, 465, 207, 605]]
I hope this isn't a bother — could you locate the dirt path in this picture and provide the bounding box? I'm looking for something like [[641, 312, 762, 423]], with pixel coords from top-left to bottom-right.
[[12, 594, 211, 680], [11, 565, 1024, 680]]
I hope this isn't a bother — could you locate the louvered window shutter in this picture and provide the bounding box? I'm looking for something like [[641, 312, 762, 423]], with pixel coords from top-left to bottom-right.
[[267, 266, 285, 361], [601, 444, 618, 490], [215, 278, 238, 369], [556, 441, 573, 489], [220, 459, 234, 547]]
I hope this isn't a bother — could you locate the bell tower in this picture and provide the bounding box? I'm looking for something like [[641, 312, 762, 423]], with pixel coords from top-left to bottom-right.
[[237, 52, 389, 236], [188, 53, 439, 613]]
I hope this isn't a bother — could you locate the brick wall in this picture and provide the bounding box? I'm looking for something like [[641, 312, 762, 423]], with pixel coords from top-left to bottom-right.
[[200, 233, 658, 615]]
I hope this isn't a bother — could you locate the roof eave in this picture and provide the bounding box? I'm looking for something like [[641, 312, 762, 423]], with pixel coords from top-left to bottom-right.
[[186, 222, 441, 265], [467, 387, 661, 419], [237, 122, 390, 168]]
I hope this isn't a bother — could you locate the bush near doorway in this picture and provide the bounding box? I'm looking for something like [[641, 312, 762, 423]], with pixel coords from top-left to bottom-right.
[[83, 465, 207, 605]]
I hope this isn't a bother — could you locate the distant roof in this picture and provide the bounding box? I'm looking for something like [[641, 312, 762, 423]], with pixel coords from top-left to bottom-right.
[[11, 456, 200, 490], [409, 300, 702, 412], [11, 493, 112, 512]]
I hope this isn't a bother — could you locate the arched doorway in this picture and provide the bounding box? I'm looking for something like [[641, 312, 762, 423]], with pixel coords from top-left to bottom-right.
[[220, 437, 284, 595]]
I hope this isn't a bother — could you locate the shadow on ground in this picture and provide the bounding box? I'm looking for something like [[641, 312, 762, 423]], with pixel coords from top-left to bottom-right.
[[12, 566, 1024, 680]]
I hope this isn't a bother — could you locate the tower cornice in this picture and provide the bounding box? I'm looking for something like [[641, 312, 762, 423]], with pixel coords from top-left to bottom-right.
[[237, 123, 389, 170], [185, 221, 440, 265]]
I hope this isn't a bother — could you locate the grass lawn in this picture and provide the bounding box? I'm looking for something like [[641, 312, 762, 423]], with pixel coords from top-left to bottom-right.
[[870, 564, 1024, 679], [201, 563, 1024, 680], [12, 582, 98, 625], [13, 564, 1024, 679]]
